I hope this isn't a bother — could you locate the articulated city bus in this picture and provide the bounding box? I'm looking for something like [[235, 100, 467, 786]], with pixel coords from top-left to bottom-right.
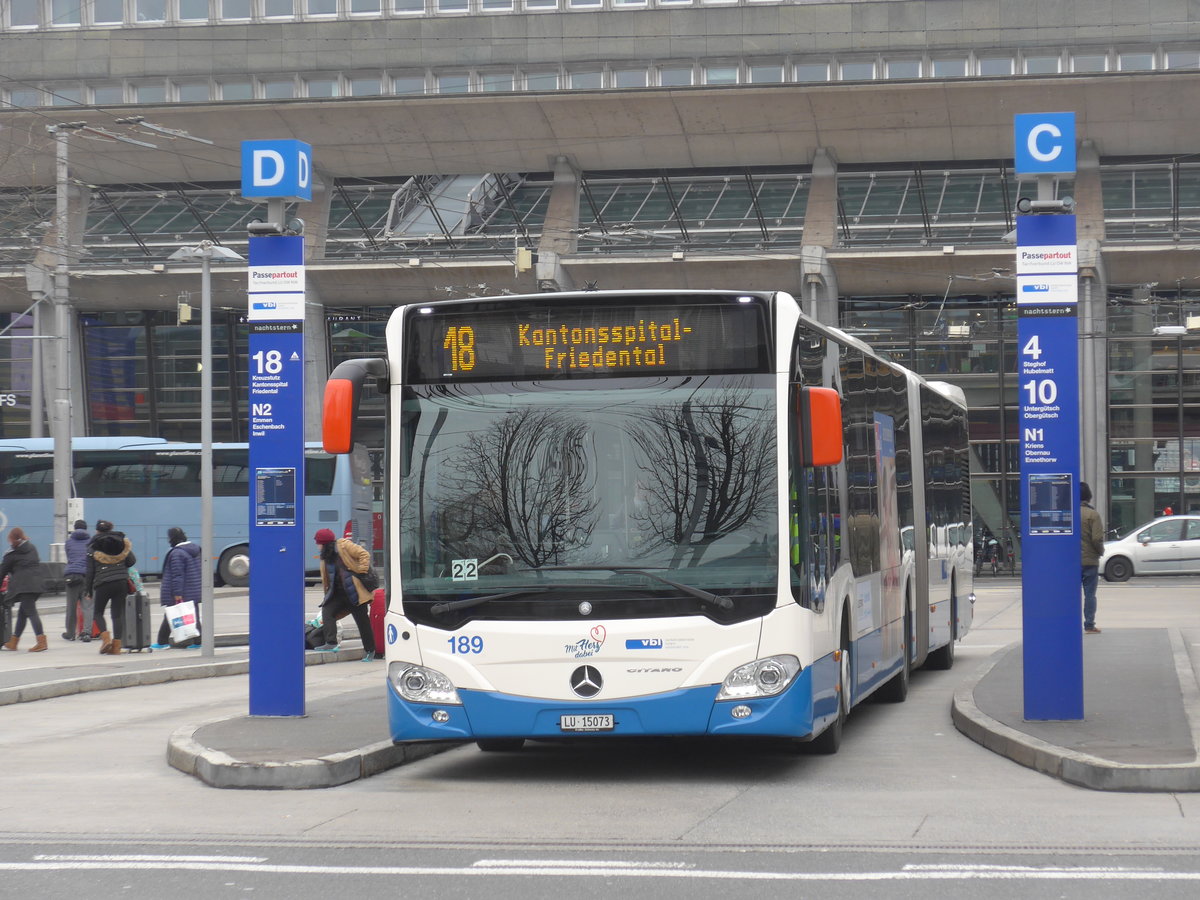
[[323, 290, 972, 753], [0, 437, 371, 583]]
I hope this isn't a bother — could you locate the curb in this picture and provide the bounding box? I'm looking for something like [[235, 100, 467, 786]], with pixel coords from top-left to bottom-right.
[[167, 722, 457, 789], [951, 635, 1200, 792], [0, 646, 364, 707]]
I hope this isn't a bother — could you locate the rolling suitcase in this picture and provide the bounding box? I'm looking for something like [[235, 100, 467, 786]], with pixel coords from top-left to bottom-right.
[[121, 589, 154, 652]]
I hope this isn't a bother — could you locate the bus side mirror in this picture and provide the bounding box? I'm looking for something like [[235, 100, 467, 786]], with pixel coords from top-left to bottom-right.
[[798, 386, 843, 467], [323, 358, 388, 454]]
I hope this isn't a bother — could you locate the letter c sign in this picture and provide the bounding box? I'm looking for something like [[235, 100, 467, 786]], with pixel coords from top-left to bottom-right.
[[1014, 113, 1076, 175]]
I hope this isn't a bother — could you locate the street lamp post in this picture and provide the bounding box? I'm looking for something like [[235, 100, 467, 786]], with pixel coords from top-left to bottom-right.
[[169, 241, 244, 658]]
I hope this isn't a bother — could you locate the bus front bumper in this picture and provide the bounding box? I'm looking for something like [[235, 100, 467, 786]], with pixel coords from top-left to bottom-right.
[[386, 666, 818, 742]]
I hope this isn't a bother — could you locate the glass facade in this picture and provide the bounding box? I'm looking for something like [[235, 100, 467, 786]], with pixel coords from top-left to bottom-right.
[[61, 309, 392, 446], [1107, 300, 1200, 532], [7, 158, 1200, 563], [9, 293, 1200, 571]]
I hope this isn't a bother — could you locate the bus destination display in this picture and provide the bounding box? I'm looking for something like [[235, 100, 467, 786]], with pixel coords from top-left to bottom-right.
[[405, 296, 770, 382]]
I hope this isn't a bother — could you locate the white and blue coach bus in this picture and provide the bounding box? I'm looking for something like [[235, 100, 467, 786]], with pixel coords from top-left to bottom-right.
[[323, 290, 972, 753], [0, 437, 371, 584]]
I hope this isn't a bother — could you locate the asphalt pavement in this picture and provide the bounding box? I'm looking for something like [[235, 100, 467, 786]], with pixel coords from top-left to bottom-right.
[[4, 585, 1200, 792]]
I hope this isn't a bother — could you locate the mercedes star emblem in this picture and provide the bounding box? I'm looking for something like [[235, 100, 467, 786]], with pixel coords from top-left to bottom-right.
[[570, 665, 603, 698]]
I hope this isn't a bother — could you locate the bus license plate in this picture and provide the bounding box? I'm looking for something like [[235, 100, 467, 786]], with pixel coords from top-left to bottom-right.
[[559, 714, 614, 732]]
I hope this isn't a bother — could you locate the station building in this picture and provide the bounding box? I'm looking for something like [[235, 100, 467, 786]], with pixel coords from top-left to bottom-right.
[[2, 0, 1199, 558]]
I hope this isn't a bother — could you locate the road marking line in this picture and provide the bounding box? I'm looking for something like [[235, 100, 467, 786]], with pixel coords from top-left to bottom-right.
[[34, 855, 268, 863], [2, 860, 1199, 881], [475, 859, 693, 869]]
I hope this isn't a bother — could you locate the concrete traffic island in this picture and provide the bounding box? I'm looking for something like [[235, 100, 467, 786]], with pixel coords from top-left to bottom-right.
[[952, 629, 1200, 792], [168, 685, 457, 789]]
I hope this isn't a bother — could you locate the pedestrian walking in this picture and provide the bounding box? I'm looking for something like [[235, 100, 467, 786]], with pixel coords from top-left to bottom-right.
[[314, 528, 378, 661], [0, 527, 48, 652], [152, 527, 203, 649], [62, 519, 93, 642], [86, 519, 136, 655], [1080, 482, 1106, 635]]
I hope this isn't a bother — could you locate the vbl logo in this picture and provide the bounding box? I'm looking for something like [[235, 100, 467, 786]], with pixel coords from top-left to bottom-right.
[[626, 638, 664, 649]]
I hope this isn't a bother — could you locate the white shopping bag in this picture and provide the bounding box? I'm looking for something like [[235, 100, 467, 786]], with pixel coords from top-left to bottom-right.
[[168, 600, 200, 644]]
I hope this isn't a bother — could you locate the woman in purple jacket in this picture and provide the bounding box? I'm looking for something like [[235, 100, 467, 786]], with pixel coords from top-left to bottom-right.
[[153, 527, 203, 649]]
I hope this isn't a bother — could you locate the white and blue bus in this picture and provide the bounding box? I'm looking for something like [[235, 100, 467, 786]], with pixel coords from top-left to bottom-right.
[[0, 437, 372, 584], [323, 290, 972, 753]]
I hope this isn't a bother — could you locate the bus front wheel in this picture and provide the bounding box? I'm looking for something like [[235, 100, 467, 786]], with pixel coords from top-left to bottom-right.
[[808, 614, 850, 755], [218, 545, 250, 588]]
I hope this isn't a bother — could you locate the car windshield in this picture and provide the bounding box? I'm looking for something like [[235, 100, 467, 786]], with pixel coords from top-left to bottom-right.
[[398, 374, 778, 613]]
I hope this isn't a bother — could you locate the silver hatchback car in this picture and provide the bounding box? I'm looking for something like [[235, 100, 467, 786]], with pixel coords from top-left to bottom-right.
[[1100, 514, 1200, 581]]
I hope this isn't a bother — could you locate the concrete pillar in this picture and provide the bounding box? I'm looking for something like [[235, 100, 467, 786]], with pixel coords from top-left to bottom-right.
[[287, 176, 333, 441], [29, 179, 90, 439], [800, 148, 840, 326], [1074, 141, 1109, 520], [1129, 305, 1157, 527], [304, 170, 333, 262], [303, 295, 328, 443], [536, 155, 580, 291]]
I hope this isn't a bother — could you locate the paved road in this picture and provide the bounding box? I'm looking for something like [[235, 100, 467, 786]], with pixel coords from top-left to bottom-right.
[[3, 576, 1200, 899]]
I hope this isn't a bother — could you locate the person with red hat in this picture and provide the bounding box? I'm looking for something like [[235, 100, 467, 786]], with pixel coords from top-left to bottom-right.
[[314, 528, 378, 660]]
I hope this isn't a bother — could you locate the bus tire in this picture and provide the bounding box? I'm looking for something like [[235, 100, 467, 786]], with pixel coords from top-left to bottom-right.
[[476, 739, 525, 752], [218, 545, 250, 588], [878, 599, 911, 703], [808, 614, 850, 755], [926, 589, 956, 671]]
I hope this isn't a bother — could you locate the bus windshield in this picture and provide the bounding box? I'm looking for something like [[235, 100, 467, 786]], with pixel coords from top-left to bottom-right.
[[399, 374, 778, 624]]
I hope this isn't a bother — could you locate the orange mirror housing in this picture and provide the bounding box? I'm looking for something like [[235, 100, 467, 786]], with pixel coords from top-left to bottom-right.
[[322, 358, 388, 454], [322, 378, 355, 454], [799, 386, 844, 467]]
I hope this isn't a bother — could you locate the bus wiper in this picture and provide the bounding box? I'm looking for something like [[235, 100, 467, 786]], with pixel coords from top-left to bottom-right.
[[430, 588, 550, 616], [530, 566, 735, 611]]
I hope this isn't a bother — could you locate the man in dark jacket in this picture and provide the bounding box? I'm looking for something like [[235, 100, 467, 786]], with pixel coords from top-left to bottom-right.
[[153, 527, 203, 649], [86, 519, 136, 655], [62, 520, 92, 642], [1080, 482, 1106, 635]]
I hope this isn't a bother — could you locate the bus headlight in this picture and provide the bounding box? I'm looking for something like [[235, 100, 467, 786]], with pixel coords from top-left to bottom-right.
[[716, 655, 802, 701], [389, 662, 462, 705]]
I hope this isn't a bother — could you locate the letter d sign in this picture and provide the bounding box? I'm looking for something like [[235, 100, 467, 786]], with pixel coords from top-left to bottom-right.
[[241, 140, 313, 201], [1014, 112, 1076, 175]]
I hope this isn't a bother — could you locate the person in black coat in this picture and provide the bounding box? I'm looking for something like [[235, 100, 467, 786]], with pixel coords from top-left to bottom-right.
[[62, 519, 93, 642], [153, 527, 203, 649], [0, 527, 48, 652], [85, 519, 136, 656]]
